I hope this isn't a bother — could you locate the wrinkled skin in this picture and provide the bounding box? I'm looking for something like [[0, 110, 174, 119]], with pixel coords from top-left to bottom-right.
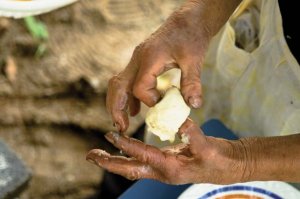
[[106, 13, 207, 132], [106, 0, 242, 133], [87, 119, 300, 184], [91, 0, 245, 184], [87, 0, 300, 184], [86, 119, 246, 184]]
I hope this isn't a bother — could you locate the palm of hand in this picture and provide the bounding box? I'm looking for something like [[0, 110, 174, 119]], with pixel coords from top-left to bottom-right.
[[87, 119, 244, 185]]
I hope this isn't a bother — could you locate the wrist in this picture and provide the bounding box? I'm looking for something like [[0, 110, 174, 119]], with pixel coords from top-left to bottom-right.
[[234, 135, 300, 182], [171, 1, 212, 38], [206, 137, 254, 184], [230, 138, 258, 182], [181, 0, 242, 37]]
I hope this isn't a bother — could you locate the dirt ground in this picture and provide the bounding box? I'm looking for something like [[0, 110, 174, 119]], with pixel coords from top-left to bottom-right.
[[0, 126, 104, 199], [0, 0, 183, 198]]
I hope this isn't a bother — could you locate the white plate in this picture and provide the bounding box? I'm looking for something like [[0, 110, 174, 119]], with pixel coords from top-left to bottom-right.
[[0, 0, 78, 18], [178, 181, 300, 199]]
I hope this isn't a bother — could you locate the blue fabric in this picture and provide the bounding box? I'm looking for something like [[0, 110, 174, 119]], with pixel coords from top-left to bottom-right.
[[119, 119, 238, 199], [201, 119, 238, 140]]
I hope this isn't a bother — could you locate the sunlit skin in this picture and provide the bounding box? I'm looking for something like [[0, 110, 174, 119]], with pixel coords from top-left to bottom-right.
[[87, 119, 246, 184], [105, 0, 242, 133], [87, 0, 300, 184]]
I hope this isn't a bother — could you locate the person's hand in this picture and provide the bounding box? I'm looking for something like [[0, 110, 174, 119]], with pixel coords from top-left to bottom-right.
[[106, 0, 242, 133], [86, 119, 248, 184], [107, 1, 210, 133]]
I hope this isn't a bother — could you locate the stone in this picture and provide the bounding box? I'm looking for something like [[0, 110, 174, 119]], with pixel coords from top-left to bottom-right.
[[0, 139, 31, 199]]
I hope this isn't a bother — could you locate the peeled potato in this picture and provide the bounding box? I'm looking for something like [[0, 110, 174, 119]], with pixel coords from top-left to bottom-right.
[[145, 87, 191, 142]]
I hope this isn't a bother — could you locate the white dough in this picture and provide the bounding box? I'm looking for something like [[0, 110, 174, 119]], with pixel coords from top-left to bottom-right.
[[156, 68, 181, 93], [145, 87, 190, 142]]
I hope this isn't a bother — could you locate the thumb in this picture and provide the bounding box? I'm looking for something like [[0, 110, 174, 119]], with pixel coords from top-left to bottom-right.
[[133, 50, 171, 107], [178, 118, 207, 155]]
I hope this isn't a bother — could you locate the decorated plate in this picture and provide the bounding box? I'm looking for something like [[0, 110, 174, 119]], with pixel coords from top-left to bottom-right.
[[0, 0, 78, 18], [178, 181, 300, 199]]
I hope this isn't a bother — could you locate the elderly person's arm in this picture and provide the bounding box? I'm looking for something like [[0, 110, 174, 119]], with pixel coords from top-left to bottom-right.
[[237, 133, 300, 182], [87, 119, 300, 184]]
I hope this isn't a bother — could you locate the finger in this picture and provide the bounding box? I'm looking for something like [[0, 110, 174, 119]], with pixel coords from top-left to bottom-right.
[[106, 47, 140, 132], [179, 61, 202, 108], [178, 118, 207, 154], [104, 132, 166, 166], [133, 48, 172, 107], [128, 95, 140, 116], [86, 149, 156, 180], [106, 76, 129, 132]]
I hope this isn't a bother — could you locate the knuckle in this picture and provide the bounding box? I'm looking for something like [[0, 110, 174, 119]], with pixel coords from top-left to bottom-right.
[[185, 119, 195, 129], [109, 75, 130, 94], [181, 80, 202, 95], [180, 120, 194, 132], [141, 145, 152, 162], [108, 75, 121, 88], [181, 75, 201, 86], [139, 41, 155, 55], [126, 169, 142, 181], [132, 84, 144, 99], [133, 42, 145, 56], [133, 40, 159, 60]]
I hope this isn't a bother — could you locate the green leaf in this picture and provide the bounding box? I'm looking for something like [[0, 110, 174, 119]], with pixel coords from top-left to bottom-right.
[[35, 43, 47, 58], [24, 16, 48, 40]]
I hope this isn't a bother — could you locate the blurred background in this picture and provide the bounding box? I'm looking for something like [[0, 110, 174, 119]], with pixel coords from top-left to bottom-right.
[[0, 0, 183, 198]]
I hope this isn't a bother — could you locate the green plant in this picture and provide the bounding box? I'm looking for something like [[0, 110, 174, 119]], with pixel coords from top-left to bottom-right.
[[24, 16, 49, 57], [24, 16, 48, 40]]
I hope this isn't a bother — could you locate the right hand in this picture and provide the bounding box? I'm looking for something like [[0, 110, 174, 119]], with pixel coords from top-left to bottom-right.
[[107, 1, 211, 133], [107, 0, 242, 133]]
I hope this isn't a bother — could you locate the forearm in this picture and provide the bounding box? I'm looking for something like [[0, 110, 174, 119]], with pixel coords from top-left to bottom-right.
[[238, 134, 300, 182], [176, 0, 242, 37]]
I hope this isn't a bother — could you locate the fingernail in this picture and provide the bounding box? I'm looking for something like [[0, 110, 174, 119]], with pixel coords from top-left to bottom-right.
[[152, 94, 160, 104], [86, 158, 96, 165], [104, 132, 114, 143], [105, 131, 120, 143], [189, 96, 202, 108]]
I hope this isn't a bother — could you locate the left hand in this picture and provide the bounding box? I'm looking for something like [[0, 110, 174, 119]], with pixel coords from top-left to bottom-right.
[[86, 119, 248, 185]]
